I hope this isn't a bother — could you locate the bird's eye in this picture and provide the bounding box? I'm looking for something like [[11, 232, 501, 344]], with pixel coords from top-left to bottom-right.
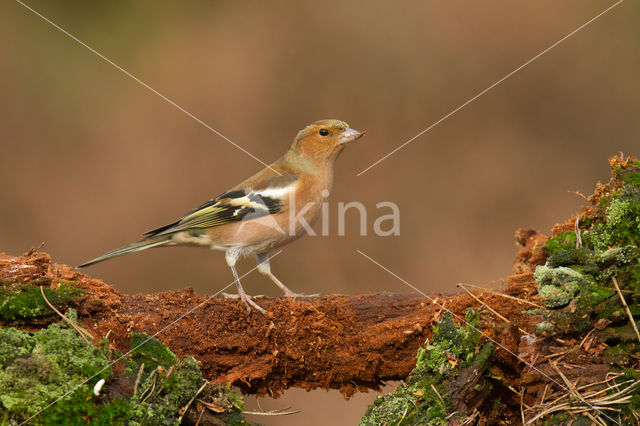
[[319, 128, 329, 136]]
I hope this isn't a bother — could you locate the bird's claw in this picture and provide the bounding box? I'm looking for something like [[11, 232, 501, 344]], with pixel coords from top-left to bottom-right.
[[222, 292, 266, 314], [241, 293, 267, 314], [283, 291, 320, 298], [221, 292, 265, 299]]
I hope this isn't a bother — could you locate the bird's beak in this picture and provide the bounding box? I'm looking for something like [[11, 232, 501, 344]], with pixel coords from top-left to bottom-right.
[[338, 128, 366, 144]]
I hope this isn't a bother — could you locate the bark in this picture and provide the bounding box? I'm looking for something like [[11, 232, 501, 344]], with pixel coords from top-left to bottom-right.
[[0, 250, 536, 398]]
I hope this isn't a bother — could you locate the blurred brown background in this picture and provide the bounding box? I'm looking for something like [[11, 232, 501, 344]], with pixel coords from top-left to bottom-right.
[[2, 1, 639, 424]]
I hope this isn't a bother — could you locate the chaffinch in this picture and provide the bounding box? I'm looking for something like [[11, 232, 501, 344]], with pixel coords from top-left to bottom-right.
[[78, 119, 366, 313]]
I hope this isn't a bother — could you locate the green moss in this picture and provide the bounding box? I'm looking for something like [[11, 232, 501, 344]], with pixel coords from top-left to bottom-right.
[[543, 232, 601, 277], [416, 309, 481, 375], [597, 246, 639, 266], [125, 333, 249, 425], [596, 246, 640, 289], [600, 324, 640, 343], [0, 313, 119, 424], [543, 231, 579, 256], [0, 327, 35, 367], [0, 282, 82, 321], [629, 265, 640, 293], [623, 173, 640, 187], [361, 310, 494, 425], [129, 356, 204, 426], [34, 324, 109, 379], [0, 321, 248, 425], [128, 332, 178, 375], [586, 179, 640, 251], [603, 343, 640, 367], [123, 333, 250, 425], [618, 369, 640, 415], [588, 199, 640, 250], [542, 412, 592, 425], [210, 383, 244, 412], [41, 392, 132, 426]]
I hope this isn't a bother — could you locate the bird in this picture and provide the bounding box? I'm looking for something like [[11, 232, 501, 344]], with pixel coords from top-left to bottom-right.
[[77, 119, 366, 313]]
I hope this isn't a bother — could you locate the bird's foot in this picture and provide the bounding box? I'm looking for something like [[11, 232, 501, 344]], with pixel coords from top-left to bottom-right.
[[221, 292, 265, 299], [222, 292, 266, 314], [282, 290, 320, 298], [242, 294, 267, 314]]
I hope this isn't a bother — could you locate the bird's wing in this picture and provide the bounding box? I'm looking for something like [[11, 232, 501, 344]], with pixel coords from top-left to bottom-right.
[[142, 175, 298, 237]]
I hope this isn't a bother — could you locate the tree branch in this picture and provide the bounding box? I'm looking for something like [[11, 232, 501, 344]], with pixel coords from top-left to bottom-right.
[[0, 250, 536, 397]]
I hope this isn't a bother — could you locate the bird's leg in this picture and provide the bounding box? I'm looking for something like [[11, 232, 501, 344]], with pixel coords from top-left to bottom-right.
[[229, 264, 266, 314], [256, 253, 319, 298], [226, 249, 266, 314]]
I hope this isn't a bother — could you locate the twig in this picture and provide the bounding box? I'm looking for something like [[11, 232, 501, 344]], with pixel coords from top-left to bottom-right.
[[596, 380, 640, 401], [431, 384, 446, 407], [579, 328, 596, 350], [605, 372, 626, 394], [611, 277, 640, 345], [558, 362, 583, 369], [165, 364, 176, 379], [242, 408, 301, 416], [178, 381, 209, 422], [584, 411, 606, 426], [461, 410, 479, 426], [399, 406, 409, 423], [520, 389, 525, 425], [40, 285, 93, 345], [544, 349, 571, 360], [25, 242, 46, 256], [458, 282, 543, 308], [140, 370, 158, 403], [457, 284, 528, 335], [540, 383, 549, 405], [262, 406, 298, 414], [568, 190, 589, 201], [133, 363, 145, 397], [575, 215, 583, 249], [525, 402, 571, 424], [550, 361, 576, 393], [525, 377, 640, 424], [194, 406, 205, 426], [544, 379, 634, 407], [576, 375, 626, 395]]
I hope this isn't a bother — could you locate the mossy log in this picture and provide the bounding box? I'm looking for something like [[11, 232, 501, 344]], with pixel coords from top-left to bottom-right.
[[0, 250, 538, 398], [2, 155, 640, 425]]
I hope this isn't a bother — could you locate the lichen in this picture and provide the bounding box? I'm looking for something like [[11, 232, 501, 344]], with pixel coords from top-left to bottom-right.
[[360, 309, 494, 425], [534, 156, 640, 336], [513, 156, 640, 423], [535, 320, 555, 336], [534, 266, 585, 308], [0, 327, 35, 367]]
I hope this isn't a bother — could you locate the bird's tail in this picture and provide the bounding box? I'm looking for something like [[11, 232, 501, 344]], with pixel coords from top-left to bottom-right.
[[77, 236, 171, 269]]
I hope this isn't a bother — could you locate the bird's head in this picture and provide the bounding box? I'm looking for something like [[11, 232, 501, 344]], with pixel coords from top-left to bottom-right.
[[289, 119, 365, 162]]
